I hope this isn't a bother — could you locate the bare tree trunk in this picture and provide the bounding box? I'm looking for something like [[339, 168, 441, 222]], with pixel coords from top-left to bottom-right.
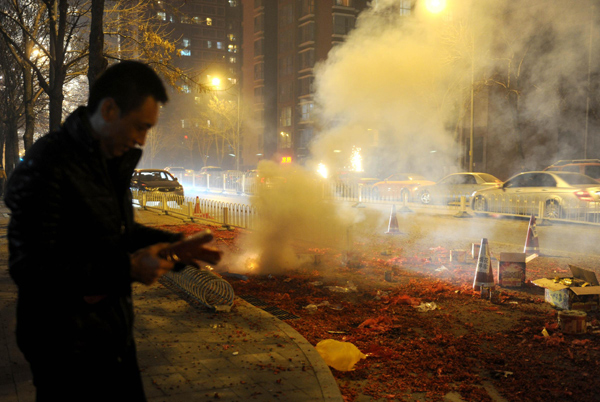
[[88, 0, 107, 87], [47, 0, 67, 131], [4, 119, 19, 175], [0, 123, 6, 169]]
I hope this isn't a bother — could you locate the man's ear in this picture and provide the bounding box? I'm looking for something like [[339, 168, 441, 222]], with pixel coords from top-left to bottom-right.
[[100, 98, 120, 122]]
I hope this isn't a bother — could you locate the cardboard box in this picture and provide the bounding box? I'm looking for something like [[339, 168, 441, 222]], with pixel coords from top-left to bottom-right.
[[532, 265, 600, 311], [497, 252, 526, 287], [450, 250, 466, 263]]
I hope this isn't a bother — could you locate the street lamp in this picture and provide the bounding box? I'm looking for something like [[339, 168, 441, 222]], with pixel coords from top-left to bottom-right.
[[425, 0, 446, 14], [210, 76, 241, 171], [422, 0, 474, 172]]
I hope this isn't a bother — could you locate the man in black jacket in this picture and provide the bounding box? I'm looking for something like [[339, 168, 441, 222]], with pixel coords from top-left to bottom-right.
[[4, 61, 207, 401]]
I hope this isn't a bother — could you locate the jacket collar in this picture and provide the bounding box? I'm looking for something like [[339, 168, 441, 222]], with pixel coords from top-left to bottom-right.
[[62, 106, 142, 182]]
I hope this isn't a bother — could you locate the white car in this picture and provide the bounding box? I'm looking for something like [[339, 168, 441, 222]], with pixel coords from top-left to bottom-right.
[[418, 172, 502, 205], [471, 171, 600, 219]]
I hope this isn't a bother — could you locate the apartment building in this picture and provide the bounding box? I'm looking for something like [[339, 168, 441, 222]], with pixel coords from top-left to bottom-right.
[[241, 0, 369, 167], [150, 0, 242, 169]]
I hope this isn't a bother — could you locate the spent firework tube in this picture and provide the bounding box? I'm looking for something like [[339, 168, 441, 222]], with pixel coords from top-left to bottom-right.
[[159, 230, 223, 270]]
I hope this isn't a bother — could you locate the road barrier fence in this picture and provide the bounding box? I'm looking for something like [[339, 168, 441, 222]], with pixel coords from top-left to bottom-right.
[[133, 178, 600, 227]]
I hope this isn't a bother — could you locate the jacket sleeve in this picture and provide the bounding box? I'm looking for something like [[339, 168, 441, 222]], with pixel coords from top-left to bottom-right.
[[5, 155, 134, 296], [128, 222, 184, 252]]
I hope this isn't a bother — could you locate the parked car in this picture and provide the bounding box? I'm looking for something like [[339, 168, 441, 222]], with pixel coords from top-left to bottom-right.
[[371, 173, 434, 201], [199, 166, 223, 175], [164, 166, 193, 184], [195, 166, 223, 187], [544, 159, 600, 182], [417, 172, 502, 205], [471, 171, 600, 218], [131, 169, 184, 198], [164, 166, 186, 173]]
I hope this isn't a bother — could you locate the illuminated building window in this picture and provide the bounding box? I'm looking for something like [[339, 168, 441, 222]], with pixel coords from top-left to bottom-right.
[[157, 12, 166, 20], [206, 17, 212, 26], [228, 44, 237, 53], [229, 56, 237, 63], [216, 41, 223, 49], [182, 85, 191, 93], [182, 38, 190, 47], [300, 102, 313, 121], [229, 0, 238, 6], [228, 33, 236, 41], [180, 49, 191, 56], [279, 132, 292, 148], [207, 40, 212, 48], [280, 107, 292, 127]]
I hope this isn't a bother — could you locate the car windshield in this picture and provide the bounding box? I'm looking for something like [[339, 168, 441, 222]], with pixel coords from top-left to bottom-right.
[[140, 171, 174, 181], [555, 173, 599, 185], [479, 173, 500, 183]]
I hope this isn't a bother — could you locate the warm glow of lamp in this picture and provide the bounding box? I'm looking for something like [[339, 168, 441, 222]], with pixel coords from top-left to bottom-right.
[[211, 77, 221, 88], [425, 0, 446, 14]]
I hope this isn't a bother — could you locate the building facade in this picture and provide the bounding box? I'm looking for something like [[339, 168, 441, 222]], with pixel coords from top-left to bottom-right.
[[241, 0, 369, 168], [149, 0, 242, 169]]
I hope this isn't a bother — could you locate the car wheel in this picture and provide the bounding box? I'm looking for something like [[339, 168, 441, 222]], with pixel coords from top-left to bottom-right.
[[544, 199, 561, 219], [472, 195, 487, 215], [420, 190, 431, 204]]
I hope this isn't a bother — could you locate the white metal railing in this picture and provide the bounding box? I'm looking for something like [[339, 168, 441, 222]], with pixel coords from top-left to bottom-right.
[[325, 180, 600, 225], [178, 172, 260, 195], [131, 190, 259, 229], [133, 182, 600, 227]]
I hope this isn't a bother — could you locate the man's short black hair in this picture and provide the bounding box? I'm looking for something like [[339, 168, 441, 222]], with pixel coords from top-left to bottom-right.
[[87, 61, 168, 115]]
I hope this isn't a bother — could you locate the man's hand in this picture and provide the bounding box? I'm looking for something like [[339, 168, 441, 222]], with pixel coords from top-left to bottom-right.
[[130, 243, 175, 285]]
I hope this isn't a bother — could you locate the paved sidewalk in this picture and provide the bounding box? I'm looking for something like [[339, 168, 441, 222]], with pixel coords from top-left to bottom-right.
[[0, 205, 342, 401]]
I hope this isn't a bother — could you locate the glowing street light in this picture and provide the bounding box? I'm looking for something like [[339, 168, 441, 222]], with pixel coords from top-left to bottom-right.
[[425, 0, 446, 14], [210, 75, 241, 170]]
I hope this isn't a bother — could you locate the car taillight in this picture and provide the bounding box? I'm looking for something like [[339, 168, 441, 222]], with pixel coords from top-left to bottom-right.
[[574, 190, 594, 201], [141, 183, 146, 187]]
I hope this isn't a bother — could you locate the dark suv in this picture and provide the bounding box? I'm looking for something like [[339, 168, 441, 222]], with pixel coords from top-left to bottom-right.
[[544, 159, 600, 182]]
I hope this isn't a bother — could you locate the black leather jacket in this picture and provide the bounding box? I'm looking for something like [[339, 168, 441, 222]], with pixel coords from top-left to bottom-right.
[[4, 107, 181, 360]]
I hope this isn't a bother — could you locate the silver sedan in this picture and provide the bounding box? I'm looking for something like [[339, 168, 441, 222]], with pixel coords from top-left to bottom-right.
[[471, 171, 600, 219], [417, 172, 502, 205]]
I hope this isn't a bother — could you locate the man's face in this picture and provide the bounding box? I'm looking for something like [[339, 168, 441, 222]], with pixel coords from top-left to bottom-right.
[[101, 96, 160, 158]]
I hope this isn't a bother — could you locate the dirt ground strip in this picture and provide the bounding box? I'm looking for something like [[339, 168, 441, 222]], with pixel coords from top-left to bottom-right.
[[153, 222, 600, 402]]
